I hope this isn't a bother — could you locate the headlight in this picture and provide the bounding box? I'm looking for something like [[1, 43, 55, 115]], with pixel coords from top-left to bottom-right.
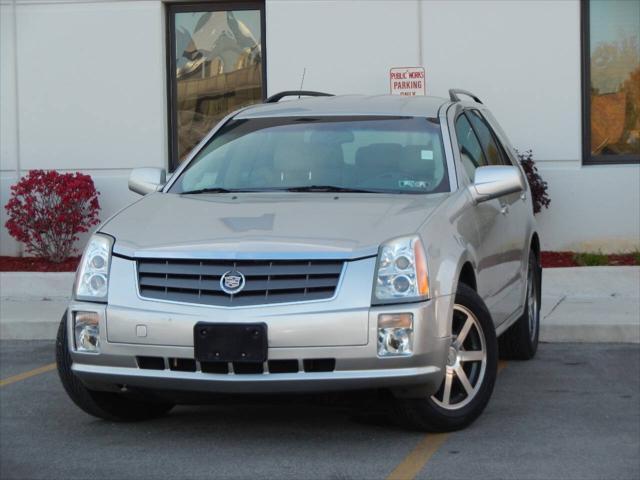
[[74, 234, 113, 302], [373, 235, 429, 304]]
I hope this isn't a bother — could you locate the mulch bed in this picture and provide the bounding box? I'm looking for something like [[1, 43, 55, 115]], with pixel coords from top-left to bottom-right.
[[0, 256, 80, 272], [605, 254, 639, 266], [541, 251, 577, 268], [541, 251, 638, 268], [0, 252, 637, 272]]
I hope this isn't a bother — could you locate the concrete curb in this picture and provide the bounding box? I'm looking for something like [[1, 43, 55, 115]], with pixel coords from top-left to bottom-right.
[[1, 267, 638, 342], [540, 266, 639, 343], [0, 299, 68, 340], [1, 272, 74, 299], [1, 272, 73, 340]]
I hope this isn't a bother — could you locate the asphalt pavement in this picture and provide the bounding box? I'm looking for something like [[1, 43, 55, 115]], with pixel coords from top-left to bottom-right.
[[0, 341, 638, 480]]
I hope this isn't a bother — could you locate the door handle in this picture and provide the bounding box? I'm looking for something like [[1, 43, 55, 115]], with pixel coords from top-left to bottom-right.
[[500, 204, 509, 215], [520, 192, 527, 201]]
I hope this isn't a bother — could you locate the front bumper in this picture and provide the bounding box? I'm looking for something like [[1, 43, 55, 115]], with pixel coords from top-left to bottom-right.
[[73, 362, 445, 395], [67, 297, 452, 397]]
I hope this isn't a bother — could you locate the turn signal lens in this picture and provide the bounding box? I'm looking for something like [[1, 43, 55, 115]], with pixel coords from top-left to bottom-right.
[[414, 240, 429, 297], [378, 313, 413, 329]]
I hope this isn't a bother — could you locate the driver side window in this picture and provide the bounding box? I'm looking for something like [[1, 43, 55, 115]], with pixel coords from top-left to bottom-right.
[[455, 114, 486, 181]]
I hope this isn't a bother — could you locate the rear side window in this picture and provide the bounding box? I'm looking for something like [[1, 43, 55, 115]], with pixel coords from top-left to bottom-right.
[[467, 110, 506, 166], [455, 115, 486, 181]]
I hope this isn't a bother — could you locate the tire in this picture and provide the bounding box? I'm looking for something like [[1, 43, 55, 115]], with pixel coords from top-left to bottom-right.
[[394, 283, 498, 432], [56, 313, 174, 421], [498, 251, 541, 360]]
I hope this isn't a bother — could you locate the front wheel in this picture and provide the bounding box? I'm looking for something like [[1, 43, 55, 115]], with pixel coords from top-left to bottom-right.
[[394, 283, 498, 432], [56, 313, 174, 422]]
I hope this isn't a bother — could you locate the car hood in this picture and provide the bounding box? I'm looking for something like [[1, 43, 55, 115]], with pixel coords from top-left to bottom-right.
[[104, 192, 448, 259]]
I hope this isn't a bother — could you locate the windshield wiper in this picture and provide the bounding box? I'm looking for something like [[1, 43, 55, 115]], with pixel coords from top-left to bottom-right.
[[285, 185, 378, 193], [179, 187, 236, 194], [180, 186, 381, 194]]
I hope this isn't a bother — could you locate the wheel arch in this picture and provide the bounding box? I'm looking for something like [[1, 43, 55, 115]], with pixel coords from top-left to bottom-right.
[[529, 231, 542, 304], [444, 254, 480, 336], [458, 261, 477, 292], [529, 232, 541, 267]]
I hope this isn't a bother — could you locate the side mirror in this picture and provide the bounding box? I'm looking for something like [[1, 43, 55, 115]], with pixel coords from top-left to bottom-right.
[[128, 168, 166, 195], [469, 166, 523, 204]]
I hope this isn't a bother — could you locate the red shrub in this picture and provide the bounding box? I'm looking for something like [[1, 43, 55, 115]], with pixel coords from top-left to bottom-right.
[[517, 150, 551, 215], [4, 170, 101, 263]]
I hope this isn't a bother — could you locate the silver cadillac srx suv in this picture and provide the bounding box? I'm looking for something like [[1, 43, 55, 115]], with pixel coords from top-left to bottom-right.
[[56, 90, 542, 431]]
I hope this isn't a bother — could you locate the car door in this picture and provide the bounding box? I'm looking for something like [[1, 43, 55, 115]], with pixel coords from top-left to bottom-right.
[[453, 112, 512, 326], [479, 108, 531, 314], [466, 109, 528, 320]]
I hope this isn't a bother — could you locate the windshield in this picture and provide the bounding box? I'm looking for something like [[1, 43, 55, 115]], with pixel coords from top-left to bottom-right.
[[169, 116, 450, 194]]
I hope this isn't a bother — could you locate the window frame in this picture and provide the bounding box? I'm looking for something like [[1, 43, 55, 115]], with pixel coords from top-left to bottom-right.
[[454, 111, 487, 181], [466, 109, 510, 167], [166, 1, 267, 171], [581, 0, 640, 165]]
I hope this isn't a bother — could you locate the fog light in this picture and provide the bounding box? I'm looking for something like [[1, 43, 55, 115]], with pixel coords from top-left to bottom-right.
[[378, 313, 413, 357], [74, 311, 100, 353]]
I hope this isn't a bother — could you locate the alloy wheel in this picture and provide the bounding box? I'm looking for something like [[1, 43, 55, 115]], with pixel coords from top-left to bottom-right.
[[431, 304, 487, 410]]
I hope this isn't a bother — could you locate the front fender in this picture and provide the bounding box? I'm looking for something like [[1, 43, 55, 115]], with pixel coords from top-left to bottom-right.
[[418, 191, 480, 338]]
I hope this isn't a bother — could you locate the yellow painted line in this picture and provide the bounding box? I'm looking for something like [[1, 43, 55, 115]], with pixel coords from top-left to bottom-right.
[[387, 433, 449, 480], [498, 359, 508, 372], [387, 360, 508, 480], [0, 363, 56, 388]]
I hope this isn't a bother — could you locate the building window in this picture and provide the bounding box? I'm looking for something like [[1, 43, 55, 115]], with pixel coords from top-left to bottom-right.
[[582, 0, 640, 164], [167, 2, 265, 169]]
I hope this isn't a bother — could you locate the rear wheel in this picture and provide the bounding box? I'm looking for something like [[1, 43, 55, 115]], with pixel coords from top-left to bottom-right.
[[394, 283, 498, 432], [56, 313, 174, 421], [499, 251, 540, 360]]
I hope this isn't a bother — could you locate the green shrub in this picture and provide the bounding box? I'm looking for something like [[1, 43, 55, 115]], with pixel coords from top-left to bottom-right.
[[572, 252, 609, 267]]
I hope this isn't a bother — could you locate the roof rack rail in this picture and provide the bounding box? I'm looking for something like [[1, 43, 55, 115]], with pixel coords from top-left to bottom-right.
[[265, 90, 334, 103], [449, 89, 483, 104]]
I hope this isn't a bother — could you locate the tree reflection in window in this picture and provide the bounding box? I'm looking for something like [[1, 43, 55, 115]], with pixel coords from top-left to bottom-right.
[[171, 8, 264, 165], [588, 0, 639, 158]]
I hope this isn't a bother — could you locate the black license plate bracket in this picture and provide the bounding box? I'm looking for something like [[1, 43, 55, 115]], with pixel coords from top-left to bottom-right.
[[194, 323, 267, 363]]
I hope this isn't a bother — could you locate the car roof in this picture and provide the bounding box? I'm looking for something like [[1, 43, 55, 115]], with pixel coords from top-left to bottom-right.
[[235, 94, 450, 119]]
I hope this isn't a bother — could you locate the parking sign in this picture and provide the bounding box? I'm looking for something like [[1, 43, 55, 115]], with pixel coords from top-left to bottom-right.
[[390, 67, 426, 96]]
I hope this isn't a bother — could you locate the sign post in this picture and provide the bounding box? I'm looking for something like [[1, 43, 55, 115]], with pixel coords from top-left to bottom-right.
[[389, 67, 426, 96]]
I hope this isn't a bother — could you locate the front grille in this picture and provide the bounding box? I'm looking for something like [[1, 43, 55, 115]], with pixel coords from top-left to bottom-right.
[[137, 259, 344, 307]]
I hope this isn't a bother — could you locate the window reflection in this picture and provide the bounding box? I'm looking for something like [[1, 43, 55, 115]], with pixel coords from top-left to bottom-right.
[[589, 0, 640, 157], [172, 8, 263, 164]]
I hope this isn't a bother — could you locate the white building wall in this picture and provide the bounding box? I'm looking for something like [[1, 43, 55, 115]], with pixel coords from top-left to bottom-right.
[[421, 0, 582, 163], [266, 0, 421, 95], [0, 0, 638, 256], [1, 1, 20, 254], [0, 3, 18, 173], [0, 0, 167, 255]]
